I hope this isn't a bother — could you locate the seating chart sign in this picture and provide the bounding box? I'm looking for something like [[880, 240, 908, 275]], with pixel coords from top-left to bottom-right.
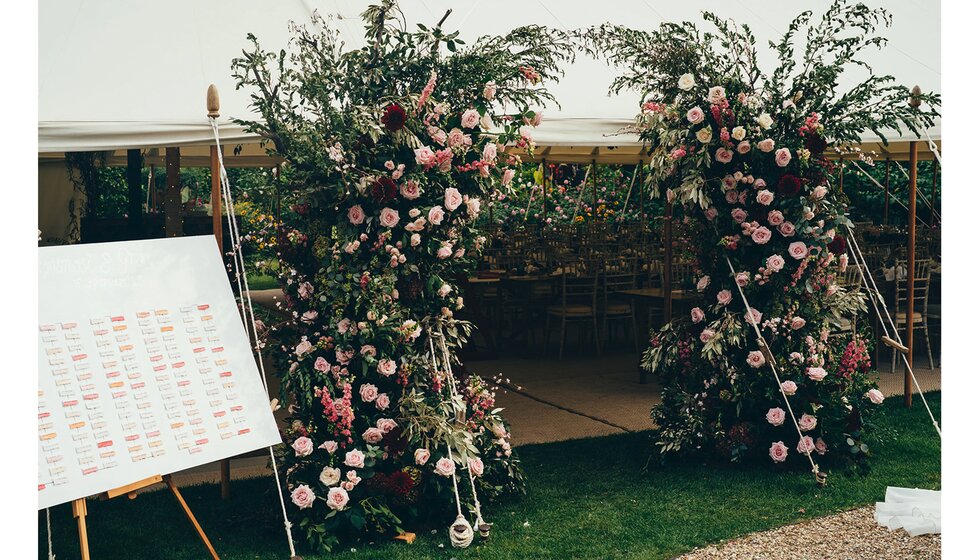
[[37, 236, 281, 509]]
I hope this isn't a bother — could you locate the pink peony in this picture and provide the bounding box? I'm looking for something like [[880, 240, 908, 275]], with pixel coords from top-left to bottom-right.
[[769, 441, 789, 462], [414, 448, 431, 465], [461, 109, 481, 129], [751, 226, 772, 244], [359, 383, 379, 402], [292, 436, 314, 457], [434, 457, 456, 477], [444, 187, 463, 211], [717, 290, 732, 305], [347, 204, 366, 225], [775, 147, 793, 167], [379, 207, 400, 228], [362, 427, 384, 444], [326, 487, 350, 511], [746, 350, 766, 368], [766, 407, 786, 426], [344, 449, 365, 468], [290, 484, 316, 509], [806, 367, 828, 381], [799, 414, 817, 432], [690, 307, 705, 323], [866, 389, 885, 404], [780, 380, 798, 395], [377, 358, 397, 377]]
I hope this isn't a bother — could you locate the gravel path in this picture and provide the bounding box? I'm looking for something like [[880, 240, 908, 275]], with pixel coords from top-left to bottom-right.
[[677, 505, 940, 560]]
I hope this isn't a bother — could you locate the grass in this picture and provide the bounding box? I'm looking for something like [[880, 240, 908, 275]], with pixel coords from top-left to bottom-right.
[[246, 272, 279, 291], [39, 392, 940, 560]]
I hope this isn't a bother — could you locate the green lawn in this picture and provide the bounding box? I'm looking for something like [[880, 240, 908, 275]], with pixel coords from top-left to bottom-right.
[[39, 392, 940, 560]]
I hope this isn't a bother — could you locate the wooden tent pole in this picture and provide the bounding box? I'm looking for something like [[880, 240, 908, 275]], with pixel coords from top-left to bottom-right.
[[905, 86, 922, 409], [127, 149, 143, 240], [929, 159, 938, 227], [662, 195, 673, 325], [164, 148, 182, 237], [883, 159, 891, 225], [591, 158, 598, 222], [542, 158, 548, 221]]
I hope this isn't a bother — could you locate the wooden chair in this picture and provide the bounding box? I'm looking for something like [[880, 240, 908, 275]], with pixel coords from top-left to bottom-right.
[[890, 260, 935, 371], [544, 260, 600, 359], [601, 256, 640, 353]]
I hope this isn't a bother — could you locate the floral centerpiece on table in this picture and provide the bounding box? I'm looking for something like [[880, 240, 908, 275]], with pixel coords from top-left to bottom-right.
[[579, 0, 939, 471], [232, 1, 571, 551]]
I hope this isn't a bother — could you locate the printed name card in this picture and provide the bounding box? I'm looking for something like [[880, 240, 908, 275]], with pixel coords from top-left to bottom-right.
[[38, 236, 281, 509]]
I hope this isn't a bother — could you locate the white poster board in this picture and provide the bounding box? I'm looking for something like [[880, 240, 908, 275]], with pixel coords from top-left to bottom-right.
[[37, 236, 281, 509]]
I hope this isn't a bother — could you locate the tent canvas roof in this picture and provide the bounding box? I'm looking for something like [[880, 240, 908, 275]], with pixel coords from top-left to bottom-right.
[[39, 0, 940, 158]]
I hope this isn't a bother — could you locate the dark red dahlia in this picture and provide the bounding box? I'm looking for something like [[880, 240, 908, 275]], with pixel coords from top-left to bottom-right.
[[805, 133, 828, 155], [371, 177, 398, 202], [828, 235, 846, 255], [385, 470, 415, 497], [381, 103, 407, 133], [777, 174, 802, 197]]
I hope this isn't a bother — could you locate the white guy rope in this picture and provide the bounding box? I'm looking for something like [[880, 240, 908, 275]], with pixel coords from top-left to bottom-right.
[[849, 161, 939, 225], [618, 164, 640, 223], [844, 230, 941, 437], [922, 126, 942, 166], [46, 507, 55, 560], [209, 119, 299, 559], [724, 257, 824, 483]]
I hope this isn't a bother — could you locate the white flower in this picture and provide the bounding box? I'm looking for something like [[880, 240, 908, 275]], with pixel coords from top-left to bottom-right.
[[756, 112, 774, 129], [696, 127, 713, 144], [677, 73, 695, 91], [731, 126, 746, 141], [319, 466, 341, 486]]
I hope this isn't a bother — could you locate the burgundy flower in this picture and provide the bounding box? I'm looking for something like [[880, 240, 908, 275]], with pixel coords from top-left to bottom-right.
[[386, 470, 415, 497], [371, 177, 398, 202], [828, 235, 846, 255], [381, 103, 407, 133], [777, 174, 802, 197], [805, 133, 828, 155]]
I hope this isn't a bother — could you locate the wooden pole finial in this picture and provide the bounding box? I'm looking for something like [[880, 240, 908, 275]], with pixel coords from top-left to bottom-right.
[[207, 84, 221, 118], [909, 85, 922, 109]]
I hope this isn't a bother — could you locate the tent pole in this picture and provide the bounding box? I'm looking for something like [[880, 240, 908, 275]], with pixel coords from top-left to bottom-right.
[[542, 158, 548, 223], [883, 159, 891, 225], [208, 85, 223, 252], [164, 148, 182, 237], [639, 162, 646, 230], [127, 149, 143, 240], [662, 192, 673, 326], [591, 158, 598, 222], [906, 140, 918, 408], [929, 159, 938, 228]]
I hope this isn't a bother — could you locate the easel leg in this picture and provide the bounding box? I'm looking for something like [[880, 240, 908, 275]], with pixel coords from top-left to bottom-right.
[[220, 458, 231, 499], [165, 475, 220, 560], [72, 498, 90, 560]]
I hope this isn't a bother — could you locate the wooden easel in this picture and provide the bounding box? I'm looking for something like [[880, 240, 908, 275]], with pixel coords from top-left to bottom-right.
[[71, 474, 220, 560]]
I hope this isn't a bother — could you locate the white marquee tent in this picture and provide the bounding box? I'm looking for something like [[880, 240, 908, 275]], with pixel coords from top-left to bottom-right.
[[40, 0, 939, 155]]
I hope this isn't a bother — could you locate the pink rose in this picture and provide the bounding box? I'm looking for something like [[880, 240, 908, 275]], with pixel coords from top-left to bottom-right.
[[319, 440, 338, 453], [466, 197, 481, 218], [757, 138, 775, 153], [360, 345, 377, 358], [444, 187, 463, 211], [815, 438, 828, 455], [434, 457, 456, 477], [768, 210, 784, 226], [379, 207, 400, 228], [437, 245, 453, 259], [716, 290, 732, 305], [337, 318, 351, 334], [736, 140, 751, 154], [410, 233, 421, 247], [812, 185, 828, 199], [292, 436, 314, 457], [400, 180, 421, 200], [700, 328, 715, 343], [468, 457, 485, 477], [780, 380, 797, 395], [746, 350, 766, 368], [806, 367, 828, 381], [344, 449, 365, 468], [501, 168, 516, 186], [377, 359, 397, 377], [347, 204, 366, 225], [461, 109, 481, 129], [751, 226, 772, 244], [775, 147, 792, 167], [686, 107, 705, 124], [797, 436, 816, 454], [790, 317, 806, 330], [690, 307, 705, 323], [866, 389, 885, 404], [362, 427, 384, 444], [756, 190, 775, 206], [732, 208, 748, 223], [428, 205, 445, 225], [290, 484, 316, 509], [447, 128, 467, 148], [715, 148, 733, 164], [326, 487, 350, 511], [735, 272, 750, 287], [415, 146, 436, 168], [359, 383, 379, 403], [769, 441, 789, 463], [766, 407, 786, 426], [375, 393, 390, 410], [725, 190, 739, 204], [697, 276, 711, 292], [799, 414, 817, 432], [744, 308, 762, 325], [376, 418, 397, 433], [779, 221, 797, 237], [314, 357, 329, 372], [789, 352, 804, 364], [483, 81, 497, 100], [766, 254, 785, 272], [414, 448, 431, 465], [295, 339, 312, 356]]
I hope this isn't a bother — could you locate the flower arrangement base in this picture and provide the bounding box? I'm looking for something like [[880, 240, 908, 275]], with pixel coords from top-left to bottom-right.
[[816, 471, 829, 488]]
